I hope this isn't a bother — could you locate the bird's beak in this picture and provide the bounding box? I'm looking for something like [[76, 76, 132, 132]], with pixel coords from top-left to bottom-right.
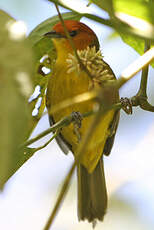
[[44, 31, 65, 38]]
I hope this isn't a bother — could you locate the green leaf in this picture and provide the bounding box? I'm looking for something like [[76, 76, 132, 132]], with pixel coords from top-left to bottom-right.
[[27, 12, 81, 134], [47, 0, 154, 41], [113, 0, 154, 24], [112, 0, 154, 67], [113, 0, 154, 39], [119, 33, 154, 67], [11, 147, 36, 176], [0, 10, 34, 187], [89, 0, 114, 16]]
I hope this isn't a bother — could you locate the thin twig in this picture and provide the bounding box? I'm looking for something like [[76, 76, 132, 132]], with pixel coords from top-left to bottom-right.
[[43, 93, 120, 230], [43, 162, 76, 230], [20, 116, 73, 148], [43, 103, 114, 230], [47, 0, 154, 41], [131, 42, 154, 112], [55, 3, 94, 80], [21, 102, 122, 148], [33, 130, 59, 153], [21, 111, 93, 148], [137, 41, 151, 98]]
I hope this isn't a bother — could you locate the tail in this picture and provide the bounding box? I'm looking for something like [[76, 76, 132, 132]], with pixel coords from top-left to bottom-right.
[[77, 158, 107, 223]]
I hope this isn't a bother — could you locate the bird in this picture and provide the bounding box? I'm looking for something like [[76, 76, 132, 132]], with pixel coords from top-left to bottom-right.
[[45, 20, 119, 224]]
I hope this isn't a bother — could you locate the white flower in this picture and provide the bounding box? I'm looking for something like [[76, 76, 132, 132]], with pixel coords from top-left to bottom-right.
[[66, 46, 114, 83]]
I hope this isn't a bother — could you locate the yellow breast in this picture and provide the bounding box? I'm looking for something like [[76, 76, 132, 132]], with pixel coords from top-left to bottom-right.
[[46, 46, 115, 173]]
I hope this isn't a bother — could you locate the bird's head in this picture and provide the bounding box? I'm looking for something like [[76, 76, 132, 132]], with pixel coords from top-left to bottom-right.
[[44, 20, 99, 55]]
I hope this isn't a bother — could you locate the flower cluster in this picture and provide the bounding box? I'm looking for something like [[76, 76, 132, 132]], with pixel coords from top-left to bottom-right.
[[66, 46, 114, 83]]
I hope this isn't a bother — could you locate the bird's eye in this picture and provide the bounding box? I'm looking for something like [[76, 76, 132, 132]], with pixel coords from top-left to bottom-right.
[[69, 30, 77, 37]]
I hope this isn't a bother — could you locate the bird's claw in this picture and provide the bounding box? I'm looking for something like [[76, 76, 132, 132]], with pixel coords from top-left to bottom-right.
[[71, 111, 82, 128], [71, 111, 83, 142], [120, 97, 133, 115]]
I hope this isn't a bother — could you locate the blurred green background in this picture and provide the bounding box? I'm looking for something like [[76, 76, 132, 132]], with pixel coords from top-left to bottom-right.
[[0, 0, 154, 230]]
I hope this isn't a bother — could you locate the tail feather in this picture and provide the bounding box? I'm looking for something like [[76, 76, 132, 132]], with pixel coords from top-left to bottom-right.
[[77, 158, 107, 222]]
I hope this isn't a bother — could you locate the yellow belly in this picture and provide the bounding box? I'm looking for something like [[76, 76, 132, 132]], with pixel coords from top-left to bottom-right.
[[46, 63, 115, 173]]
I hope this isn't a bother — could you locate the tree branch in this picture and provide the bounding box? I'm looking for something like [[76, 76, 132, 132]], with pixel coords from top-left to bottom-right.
[[21, 110, 95, 148], [131, 42, 154, 112]]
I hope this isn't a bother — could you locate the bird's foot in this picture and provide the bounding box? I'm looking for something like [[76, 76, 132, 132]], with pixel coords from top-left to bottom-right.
[[71, 111, 82, 128], [71, 111, 83, 142], [120, 97, 133, 115]]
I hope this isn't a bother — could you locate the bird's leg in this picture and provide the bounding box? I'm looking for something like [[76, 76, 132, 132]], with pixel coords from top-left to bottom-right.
[[71, 111, 83, 142], [120, 97, 133, 115]]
